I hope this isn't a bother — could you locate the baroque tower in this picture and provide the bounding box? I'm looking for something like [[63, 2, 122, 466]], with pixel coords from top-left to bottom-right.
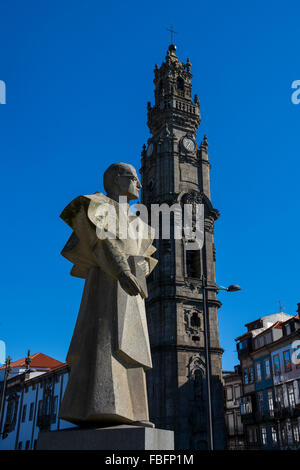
[[140, 44, 226, 449]]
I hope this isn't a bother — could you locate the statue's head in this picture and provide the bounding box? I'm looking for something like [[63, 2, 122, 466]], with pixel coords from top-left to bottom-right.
[[103, 162, 142, 201]]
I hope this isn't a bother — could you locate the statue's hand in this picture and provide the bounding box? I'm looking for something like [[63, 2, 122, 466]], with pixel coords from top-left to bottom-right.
[[118, 271, 142, 296], [137, 260, 150, 277]]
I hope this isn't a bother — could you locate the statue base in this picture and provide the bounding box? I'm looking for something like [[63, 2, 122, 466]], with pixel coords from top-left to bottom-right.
[[36, 425, 174, 450]]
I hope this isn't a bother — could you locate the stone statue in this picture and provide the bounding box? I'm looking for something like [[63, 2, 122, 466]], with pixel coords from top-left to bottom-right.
[[58, 163, 157, 428]]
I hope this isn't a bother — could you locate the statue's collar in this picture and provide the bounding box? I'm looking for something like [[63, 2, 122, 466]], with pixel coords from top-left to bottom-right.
[[84, 192, 130, 210]]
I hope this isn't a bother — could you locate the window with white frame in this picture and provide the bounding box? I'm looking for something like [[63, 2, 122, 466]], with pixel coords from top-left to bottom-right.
[[287, 383, 295, 408], [256, 362, 262, 382], [5, 399, 18, 427], [226, 385, 233, 401], [273, 354, 281, 375], [275, 385, 284, 408], [292, 422, 300, 443], [51, 396, 58, 423], [265, 332, 272, 344], [281, 424, 287, 444], [240, 396, 252, 415], [234, 384, 241, 400], [283, 350, 292, 372], [264, 359, 271, 378], [256, 336, 264, 348], [243, 368, 249, 385], [271, 426, 278, 444], [247, 427, 257, 443], [236, 412, 243, 432], [260, 426, 267, 446], [257, 391, 264, 415], [267, 389, 274, 416], [227, 412, 235, 435], [249, 367, 254, 383]]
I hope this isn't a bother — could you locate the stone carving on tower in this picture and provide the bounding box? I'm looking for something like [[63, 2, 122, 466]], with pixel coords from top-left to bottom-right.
[[140, 44, 226, 449]]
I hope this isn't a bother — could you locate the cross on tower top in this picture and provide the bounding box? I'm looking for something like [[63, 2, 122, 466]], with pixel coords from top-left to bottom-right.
[[167, 24, 178, 45]]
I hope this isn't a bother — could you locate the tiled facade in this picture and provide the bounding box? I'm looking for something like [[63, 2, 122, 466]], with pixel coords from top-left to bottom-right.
[[236, 310, 300, 449]]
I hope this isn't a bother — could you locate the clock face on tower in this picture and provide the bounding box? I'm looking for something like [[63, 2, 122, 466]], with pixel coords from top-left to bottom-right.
[[182, 137, 195, 152]]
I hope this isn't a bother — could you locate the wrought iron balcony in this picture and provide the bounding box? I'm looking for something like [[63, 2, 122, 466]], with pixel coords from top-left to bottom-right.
[[274, 405, 300, 419], [241, 411, 255, 424]]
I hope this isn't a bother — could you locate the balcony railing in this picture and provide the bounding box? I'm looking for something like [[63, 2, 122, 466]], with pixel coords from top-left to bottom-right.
[[250, 410, 276, 422], [274, 406, 300, 419], [262, 410, 276, 420], [241, 411, 255, 424], [244, 442, 260, 450]]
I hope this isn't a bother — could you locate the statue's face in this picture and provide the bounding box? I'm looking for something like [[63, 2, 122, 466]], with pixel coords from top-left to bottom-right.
[[115, 166, 142, 200]]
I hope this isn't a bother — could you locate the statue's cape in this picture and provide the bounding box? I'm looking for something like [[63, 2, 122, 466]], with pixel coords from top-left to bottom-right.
[[60, 192, 157, 372], [60, 192, 157, 279]]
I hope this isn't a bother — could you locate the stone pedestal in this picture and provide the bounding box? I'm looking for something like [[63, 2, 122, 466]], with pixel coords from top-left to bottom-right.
[[36, 425, 174, 450]]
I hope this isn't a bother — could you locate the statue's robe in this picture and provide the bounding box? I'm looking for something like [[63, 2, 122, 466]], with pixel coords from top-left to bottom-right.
[[58, 193, 157, 425]]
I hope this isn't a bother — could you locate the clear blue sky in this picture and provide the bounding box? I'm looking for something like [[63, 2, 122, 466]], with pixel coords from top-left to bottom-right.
[[0, 0, 299, 370]]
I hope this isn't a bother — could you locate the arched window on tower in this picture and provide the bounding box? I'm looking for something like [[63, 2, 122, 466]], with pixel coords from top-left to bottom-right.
[[191, 312, 200, 328], [177, 77, 184, 90], [186, 249, 201, 278], [193, 369, 203, 400]]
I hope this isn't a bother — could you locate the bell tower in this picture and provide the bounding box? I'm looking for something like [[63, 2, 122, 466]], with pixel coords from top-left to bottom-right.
[[140, 44, 226, 449]]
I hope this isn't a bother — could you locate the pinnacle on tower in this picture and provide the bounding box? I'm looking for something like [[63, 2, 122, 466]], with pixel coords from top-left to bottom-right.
[[147, 46, 201, 137]]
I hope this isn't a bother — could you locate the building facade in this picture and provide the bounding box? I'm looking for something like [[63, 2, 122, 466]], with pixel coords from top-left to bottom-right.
[[223, 366, 245, 449], [140, 44, 226, 449], [0, 354, 73, 450], [237, 310, 300, 449]]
